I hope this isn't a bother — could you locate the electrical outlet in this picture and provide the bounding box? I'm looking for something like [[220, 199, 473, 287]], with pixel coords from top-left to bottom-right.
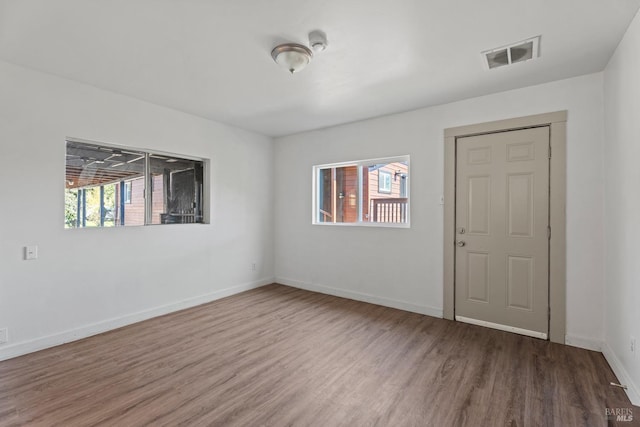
[[24, 245, 38, 260], [252, 263, 256, 271], [631, 336, 637, 355], [0, 328, 8, 344]]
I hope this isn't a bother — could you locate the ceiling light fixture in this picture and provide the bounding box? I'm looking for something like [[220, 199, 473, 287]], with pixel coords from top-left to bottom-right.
[[271, 43, 313, 74], [271, 31, 328, 74]]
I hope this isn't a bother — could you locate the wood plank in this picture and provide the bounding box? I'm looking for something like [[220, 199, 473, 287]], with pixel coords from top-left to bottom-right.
[[0, 284, 634, 426]]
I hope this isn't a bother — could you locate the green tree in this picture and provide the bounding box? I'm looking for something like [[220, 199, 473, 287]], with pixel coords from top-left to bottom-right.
[[65, 184, 117, 228], [85, 185, 117, 226], [64, 189, 78, 228]]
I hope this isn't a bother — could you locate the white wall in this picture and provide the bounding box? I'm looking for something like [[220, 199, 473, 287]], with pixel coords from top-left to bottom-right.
[[603, 9, 640, 405], [274, 73, 605, 346], [0, 61, 274, 360]]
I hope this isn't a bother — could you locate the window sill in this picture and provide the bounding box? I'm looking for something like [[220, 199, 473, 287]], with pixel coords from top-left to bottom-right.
[[312, 221, 410, 229]]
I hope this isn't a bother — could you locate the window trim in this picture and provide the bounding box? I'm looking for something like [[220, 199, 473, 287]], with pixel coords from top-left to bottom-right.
[[65, 137, 210, 227], [312, 155, 410, 228]]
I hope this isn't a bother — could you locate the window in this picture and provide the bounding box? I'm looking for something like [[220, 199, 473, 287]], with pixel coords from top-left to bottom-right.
[[378, 170, 392, 193], [65, 139, 207, 228], [400, 174, 408, 198], [123, 181, 132, 204], [313, 156, 409, 226]]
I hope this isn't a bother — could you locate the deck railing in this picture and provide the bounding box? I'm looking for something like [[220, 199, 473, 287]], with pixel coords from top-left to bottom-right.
[[370, 198, 408, 223], [319, 209, 333, 223]]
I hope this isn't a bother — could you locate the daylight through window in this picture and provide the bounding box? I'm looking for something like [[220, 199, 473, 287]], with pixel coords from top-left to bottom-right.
[[65, 140, 206, 228], [313, 156, 409, 226]]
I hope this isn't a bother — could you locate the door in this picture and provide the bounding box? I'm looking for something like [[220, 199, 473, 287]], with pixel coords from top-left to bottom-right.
[[455, 126, 550, 339]]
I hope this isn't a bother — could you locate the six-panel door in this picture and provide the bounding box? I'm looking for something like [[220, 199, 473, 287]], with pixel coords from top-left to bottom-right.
[[455, 127, 550, 337]]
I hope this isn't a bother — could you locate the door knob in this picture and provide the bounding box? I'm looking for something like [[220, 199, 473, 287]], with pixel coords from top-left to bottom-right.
[[456, 240, 466, 247]]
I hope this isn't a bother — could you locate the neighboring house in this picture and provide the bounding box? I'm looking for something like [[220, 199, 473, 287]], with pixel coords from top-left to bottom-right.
[[318, 161, 409, 224], [365, 162, 408, 223], [114, 176, 165, 226]]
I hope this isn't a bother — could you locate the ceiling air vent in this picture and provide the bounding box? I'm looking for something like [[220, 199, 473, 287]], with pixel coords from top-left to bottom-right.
[[482, 36, 540, 70]]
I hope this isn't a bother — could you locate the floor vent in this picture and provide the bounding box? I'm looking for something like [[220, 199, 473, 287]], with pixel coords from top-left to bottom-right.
[[482, 36, 540, 69]]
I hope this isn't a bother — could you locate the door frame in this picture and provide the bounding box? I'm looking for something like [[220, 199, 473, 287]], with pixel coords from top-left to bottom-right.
[[443, 111, 567, 344]]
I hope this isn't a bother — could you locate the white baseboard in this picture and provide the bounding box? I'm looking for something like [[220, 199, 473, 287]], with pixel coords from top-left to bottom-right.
[[565, 334, 603, 352], [0, 278, 274, 362], [276, 277, 443, 318], [602, 341, 640, 406]]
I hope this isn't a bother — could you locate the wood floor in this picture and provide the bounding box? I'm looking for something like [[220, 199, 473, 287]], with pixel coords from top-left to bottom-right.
[[0, 284, 635, 426]]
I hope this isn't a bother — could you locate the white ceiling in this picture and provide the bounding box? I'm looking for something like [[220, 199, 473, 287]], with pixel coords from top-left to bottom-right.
[[1, 0, 639, 137]]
